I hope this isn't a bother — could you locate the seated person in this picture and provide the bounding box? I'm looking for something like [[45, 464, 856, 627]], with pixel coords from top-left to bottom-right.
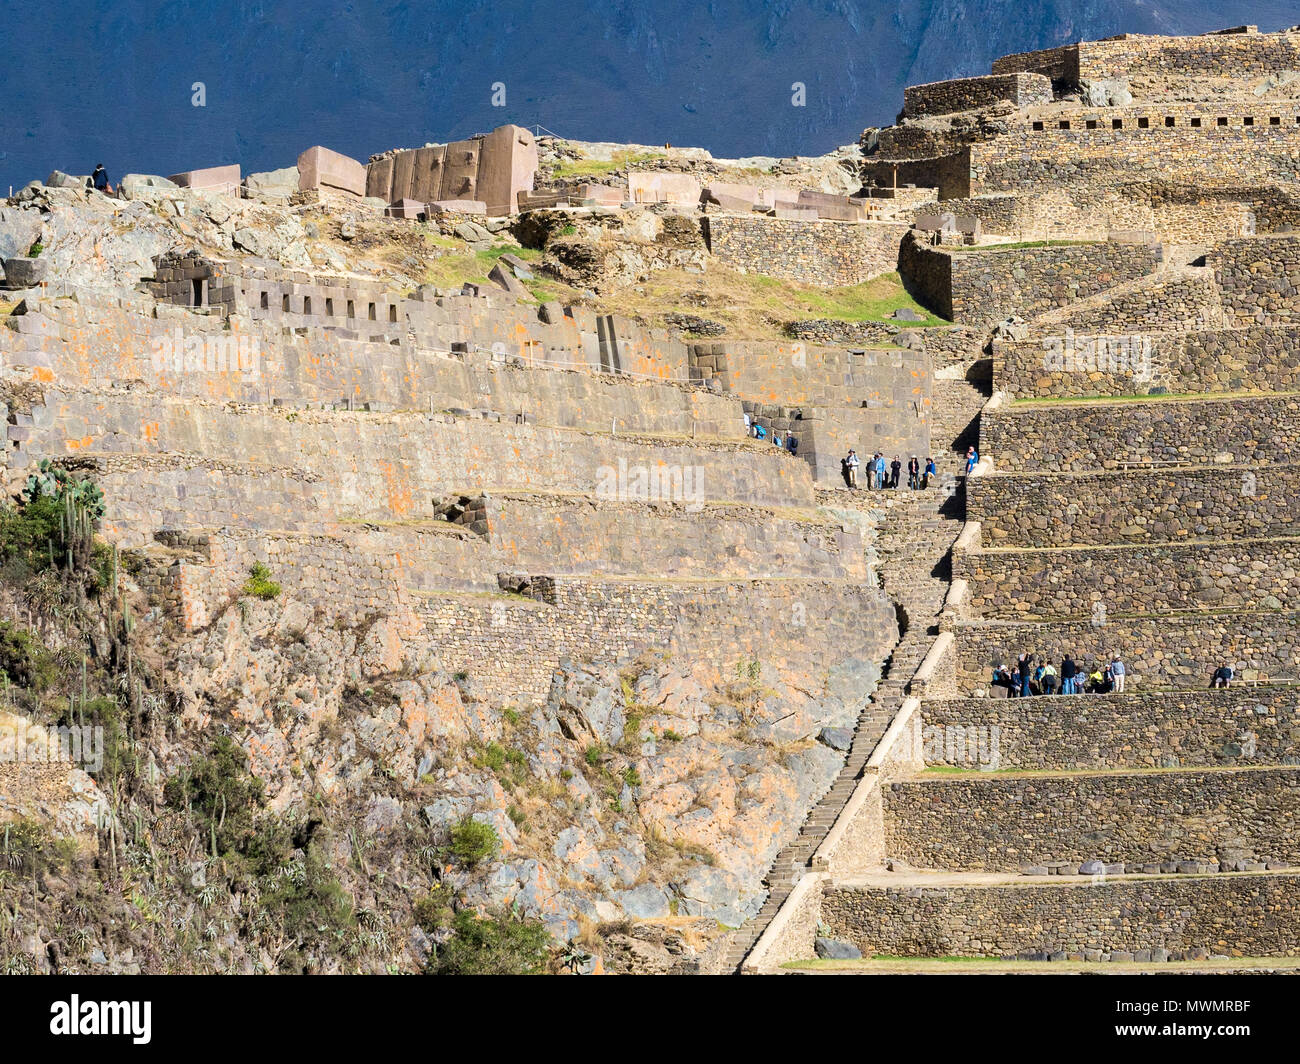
[[1211, 664, 1234, 688]]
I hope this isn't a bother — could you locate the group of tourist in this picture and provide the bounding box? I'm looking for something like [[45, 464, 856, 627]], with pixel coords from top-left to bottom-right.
[[992, 652, 1127, 697], [841, 450, 936, 491], [745, 415, 799, 455]]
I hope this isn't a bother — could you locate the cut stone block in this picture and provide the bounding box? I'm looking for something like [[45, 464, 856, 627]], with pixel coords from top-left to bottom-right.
[[297, 146, 366, 197], [168, 164, 241, 193], [385, 198, 426, 219], [243, 167, 299, 200]]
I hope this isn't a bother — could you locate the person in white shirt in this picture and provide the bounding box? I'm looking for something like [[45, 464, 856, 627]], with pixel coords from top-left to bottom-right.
[[1109, 655, 1126, 693]]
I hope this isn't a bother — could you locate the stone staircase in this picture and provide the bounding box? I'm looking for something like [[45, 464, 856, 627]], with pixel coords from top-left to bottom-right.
[[717, 370, 988, 972]]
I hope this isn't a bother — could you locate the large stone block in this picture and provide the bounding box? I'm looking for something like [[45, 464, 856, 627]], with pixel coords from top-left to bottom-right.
[[168, 164, 241, 193], [120, 174, 179, 200], [628, 172, 702, 206], [243, 166, 299, 201], [477, 124, 538, 216], [297, 146, 366, 197]]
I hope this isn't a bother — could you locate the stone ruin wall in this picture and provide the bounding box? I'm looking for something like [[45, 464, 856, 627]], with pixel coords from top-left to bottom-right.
[[991, 42, 1080, 81], [971, 115, 1300, 198], [699, 216, 911, 286], [946, 612, 1300, 695], [366, 124, 539, 216], [968, 465, 1300, 548], [687, 341, 933, 481], [936, 184, 1300, 245], [1215, 235, 1300, 327], [902, 73, 1051, 118], [883, 767, 1300, 871], [982, 396, 1300, 472], [420, 579, 898, 704], [992, 29, 1300, 87], [1076, 30, 1300, 85], [994, 324, 1300, 400], [822, 874, 1300, 959], [954, 537, 1300, 620], [922, 689, 1300, 772], [899, 235, 1159, 325]]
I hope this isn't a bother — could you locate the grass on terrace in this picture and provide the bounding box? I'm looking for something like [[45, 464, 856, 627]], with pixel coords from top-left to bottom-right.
[[389, 225, 948, 339], [549, 150, 668, 179], [420, 241, 545, 292], [579, 268, 949, 340]]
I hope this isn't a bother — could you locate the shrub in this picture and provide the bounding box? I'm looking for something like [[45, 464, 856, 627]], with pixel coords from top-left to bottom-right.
[[164, 735, 265, 857], [0, 496, 61, 571], [584, 744, 603, 767], [427, 908, 551, 975], [0, 621, 57, 692], [242, 562, 281, 600], [413, 886, 453, 934], [449, 817, 499, 865]]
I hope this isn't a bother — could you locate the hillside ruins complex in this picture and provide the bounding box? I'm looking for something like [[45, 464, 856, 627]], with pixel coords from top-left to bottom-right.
[[3, 23, 1300, 975]]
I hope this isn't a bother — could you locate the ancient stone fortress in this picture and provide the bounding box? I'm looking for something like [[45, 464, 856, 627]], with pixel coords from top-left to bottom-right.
[[745, 23, 1300, 972], [4, 22, 1300, 974]]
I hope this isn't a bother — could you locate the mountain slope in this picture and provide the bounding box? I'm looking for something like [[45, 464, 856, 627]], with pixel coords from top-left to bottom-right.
[[2, 1, 1296, 190]]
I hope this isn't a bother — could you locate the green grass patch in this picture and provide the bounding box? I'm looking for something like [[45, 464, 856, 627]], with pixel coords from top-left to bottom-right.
[[790, 272, 948, 326], [550, 150, 667, 179]]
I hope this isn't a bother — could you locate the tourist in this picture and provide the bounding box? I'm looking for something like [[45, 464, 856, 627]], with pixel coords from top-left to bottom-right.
[[890, 456, 902, 489], [1109, 654, 1126, 693], [1087, 664, 1109, 694], [1060, 654, 1078, 695], [875, 453, 887, 489], [843, 449, 860, 488], [1009, 663, 1022, 697], [754, 422, 767, 440], [908, 456, 920, 490], [924, 456, 936, 488], [965, 446, 979, 475], [787, 436, 799, 456], [1040, 659, 1057, 694], [1018, 653, 1034, 698], [91, 163, 114, 194], [991, 664, 1014, 697], [1211, 663, 1234, 688]]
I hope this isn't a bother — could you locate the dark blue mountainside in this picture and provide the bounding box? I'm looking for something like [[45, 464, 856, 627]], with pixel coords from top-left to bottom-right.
[[2, 1, 1294, 191]]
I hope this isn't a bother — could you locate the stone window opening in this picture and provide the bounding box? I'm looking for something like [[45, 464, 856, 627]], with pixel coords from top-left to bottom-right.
[[389, 305, 398, 323], [368, 302, 377, 321], [347, 300, 355, 317], [260, 291, 269, 310], [1164, 116, 1175, 127], [1085, 119, 1098, 130], [1190, 117, 1202, 128], [1112, 119, 1123, 129], [1270, 116, 1281, 125], [1058, 120, 1070, 130], [303, 296, 312, 315], [191, 278, 204, 306], [1032, 121, 1043, 131], [1217, 117, 1229, 126], [1244, 116, 1254, 126], [282, 294, 290, 312], [1137, 116, 1150, 129], [325, 297, 334, 316]]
